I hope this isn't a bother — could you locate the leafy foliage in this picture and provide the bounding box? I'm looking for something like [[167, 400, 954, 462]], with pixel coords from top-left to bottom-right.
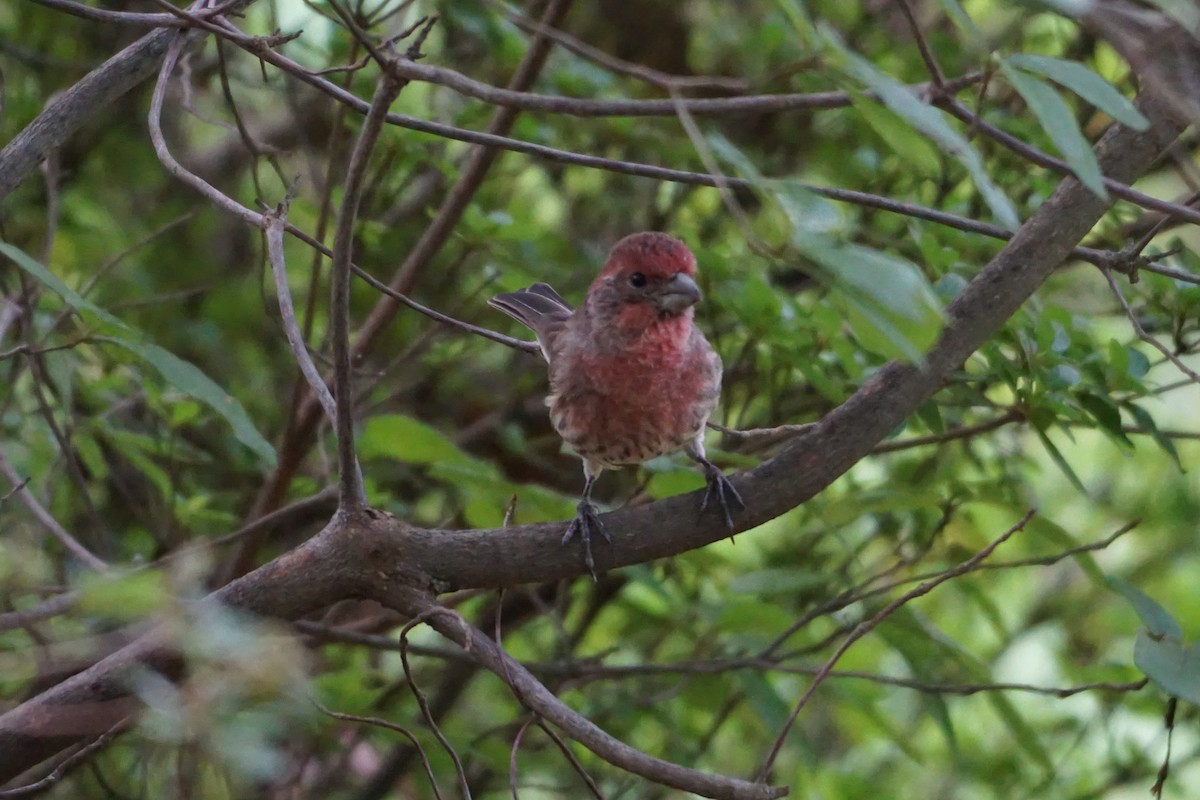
[[2, 0, 1200, 798]]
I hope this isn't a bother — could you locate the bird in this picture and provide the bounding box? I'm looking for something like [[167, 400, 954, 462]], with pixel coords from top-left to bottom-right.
[[489, 231, 744, 577]]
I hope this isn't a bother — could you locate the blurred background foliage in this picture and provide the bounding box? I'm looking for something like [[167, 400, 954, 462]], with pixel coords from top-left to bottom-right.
[[2, 0, 1199, 797]]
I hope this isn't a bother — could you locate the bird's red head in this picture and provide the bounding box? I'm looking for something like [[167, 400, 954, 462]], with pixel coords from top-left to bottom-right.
[[585, 232, 703, 338], [598, 232, 698, 282]]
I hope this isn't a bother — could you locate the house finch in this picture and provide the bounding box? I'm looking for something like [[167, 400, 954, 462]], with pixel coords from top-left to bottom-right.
[[489, 232, 743, 576]]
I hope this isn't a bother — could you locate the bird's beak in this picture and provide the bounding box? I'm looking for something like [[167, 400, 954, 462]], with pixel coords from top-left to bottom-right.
[[655, 272, 702, 314]]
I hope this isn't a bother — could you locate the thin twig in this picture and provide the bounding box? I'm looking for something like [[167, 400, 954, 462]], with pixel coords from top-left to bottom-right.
[[126, 0, 1145, 267], [494, 0, 749, 93], [872, 409, 1024, 453], [535, 720, 606, 800], [375, 57, 984, 117], [28, 0, 234, 27], [0, 337, 95, 363], [351, 266, 540, 354], [0, 443, 108, 571], [707, 421, 817, 439], [399, 612, 473, 799], [149, 33, 267, 228], [1102, 268, 1200, 384], [316, 629, 1146, 699], [313, 701, 444, 800], [118, 7, 1140, 273], [895, 0, 946, 90], [509, 715, 535, 800]]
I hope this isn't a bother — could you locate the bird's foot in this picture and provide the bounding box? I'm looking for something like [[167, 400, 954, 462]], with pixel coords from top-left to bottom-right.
[[563, 500, 610, 580], [700, 466, 745, 539]]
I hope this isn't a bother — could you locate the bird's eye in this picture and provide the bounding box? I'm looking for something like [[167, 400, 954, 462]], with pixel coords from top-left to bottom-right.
[[629, 272, 647, 288]]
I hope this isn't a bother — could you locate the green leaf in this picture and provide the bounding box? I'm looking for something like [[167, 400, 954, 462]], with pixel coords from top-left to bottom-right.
[[1109, 577, 1183, 639], [814, 244, 946, 363], [1134, 631, 1200, 703], [998, 60, 1108, 200], [360, 414, 473, 466], [1032, 425, 1088, 495], [0, 241, 129, 331], [986, 693, 1055, 774], [1077, 391, 1133, 448], [1126, 403, 1182, 469], [1, 242, 275, 467], [99, 429, 174, 497], [827, 32, 1019, 229], [1125, 347, 1150, 379], [937, 0, 984, 43], [852, 94, 942, 175], [736, 672, 792, 735], [1007, 54, 1149, 130], [916, 402, 945, 435], [1024, 516, 1106, 586], [101, 337, 277, 467], [78, 570, 171, 620], [728, 569, 828, 596], [1045, 364, 1082, 388]]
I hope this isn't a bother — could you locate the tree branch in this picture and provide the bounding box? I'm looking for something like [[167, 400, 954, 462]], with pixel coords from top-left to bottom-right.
[[0, 2, 1193, 785], [330, 73, 404, 512], [381, 596, 787, 800], [0, 0, 262, 202]]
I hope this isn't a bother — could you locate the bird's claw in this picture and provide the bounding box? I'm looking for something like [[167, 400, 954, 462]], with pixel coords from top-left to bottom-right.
[[701, 467, 745, 538], [563, 500, 609, 580]]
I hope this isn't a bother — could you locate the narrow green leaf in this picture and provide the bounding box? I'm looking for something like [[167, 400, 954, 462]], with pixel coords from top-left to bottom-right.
[[937, 0, 985, 43], [1126, 403, 1182, 469], [1134, 631, 1200, 703], [736, 672, 792, 736], [986, 693, 1055, 774], [999, 60, 1108, 200], [916, 402, 945, 435], [852, 94, 942, 175], [1032, 425, 1088, 495], [101, 337, 277, 467], [0, 241, 129, 330], [1007, 515, 1106, 586], [728, 569, 828, 596], [1077, 391, 1133, 448], [1109, 578, 1182, 638], [1008, 54, 1149, 130]]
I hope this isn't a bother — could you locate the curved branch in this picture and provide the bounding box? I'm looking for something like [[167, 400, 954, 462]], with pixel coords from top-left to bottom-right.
[[387, 598, 787, 800]]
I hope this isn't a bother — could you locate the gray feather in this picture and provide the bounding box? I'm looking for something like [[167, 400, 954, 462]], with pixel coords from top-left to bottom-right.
[[489, 283, 574, 361]]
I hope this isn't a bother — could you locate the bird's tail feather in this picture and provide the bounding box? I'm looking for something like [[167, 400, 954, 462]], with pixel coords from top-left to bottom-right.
[[488, 283, 573, 336]]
